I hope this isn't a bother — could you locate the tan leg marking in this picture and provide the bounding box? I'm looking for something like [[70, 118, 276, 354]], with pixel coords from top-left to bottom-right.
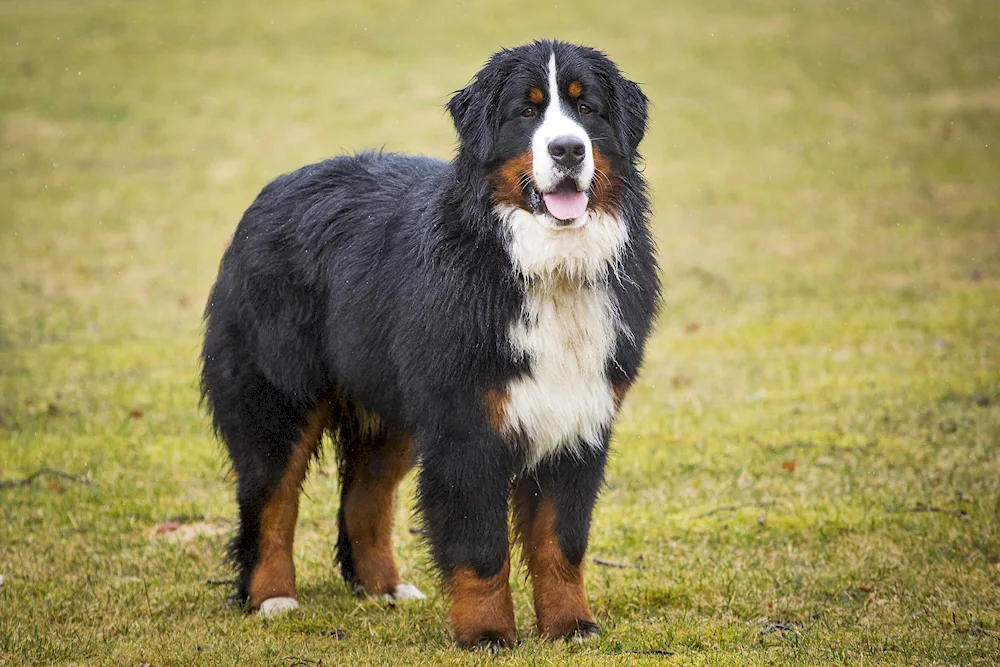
[[517, 498, 595, 639], [448, 558, 516, 649], [249, 407, 328, 607], [343, 431, 414, 595], [483, 387, 511, 434]]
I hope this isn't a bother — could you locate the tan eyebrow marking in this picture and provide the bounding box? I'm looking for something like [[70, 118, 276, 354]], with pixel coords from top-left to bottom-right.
[[568, 80, 583, 99], [529, 87, 544, 105]]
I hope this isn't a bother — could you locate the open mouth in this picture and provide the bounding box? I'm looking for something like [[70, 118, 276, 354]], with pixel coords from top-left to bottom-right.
[[527, 178, 590, 225]]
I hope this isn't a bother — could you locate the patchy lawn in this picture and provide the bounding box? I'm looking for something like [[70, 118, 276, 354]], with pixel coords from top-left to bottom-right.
[[1, 0, 998, 664]]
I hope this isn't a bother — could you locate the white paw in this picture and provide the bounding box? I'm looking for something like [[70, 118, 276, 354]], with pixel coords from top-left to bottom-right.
[[375, 582, 427, 603], [258, 596, 299, 617], [391, 582, 427, 601]]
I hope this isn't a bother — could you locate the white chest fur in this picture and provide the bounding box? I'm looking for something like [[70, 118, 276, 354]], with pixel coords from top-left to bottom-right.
[[504, 280, 620, 467], [497, 205, 628, 282], [492, 204, 630, 467]]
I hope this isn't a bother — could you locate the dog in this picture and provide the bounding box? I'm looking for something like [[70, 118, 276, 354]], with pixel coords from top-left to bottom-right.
[[200, 39, 659, 651]]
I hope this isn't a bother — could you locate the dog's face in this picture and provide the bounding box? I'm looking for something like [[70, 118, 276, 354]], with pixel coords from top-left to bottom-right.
[[448, 41, 648, 231]]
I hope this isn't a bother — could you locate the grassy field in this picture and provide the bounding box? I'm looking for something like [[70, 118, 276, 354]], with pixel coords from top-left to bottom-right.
[[2, 0, 999, 664]]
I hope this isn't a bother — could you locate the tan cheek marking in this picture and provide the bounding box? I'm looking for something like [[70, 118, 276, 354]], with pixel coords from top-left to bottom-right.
[[447, 559, 516, 649], [516, 498, 595, 640], [529, 87, 544, 105], [488, 151, 534, 208], [589, 149, 620, 214], [249, 407, 328, 607], [568, 80, 583, 99], [343, 431, 414, 595]]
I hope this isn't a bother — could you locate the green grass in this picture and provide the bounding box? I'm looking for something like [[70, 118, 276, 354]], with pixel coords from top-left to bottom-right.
[[2, 0, 999, 664]]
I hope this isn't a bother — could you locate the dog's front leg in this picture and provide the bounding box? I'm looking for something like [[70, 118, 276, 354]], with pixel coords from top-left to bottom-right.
[[417, 429, 517, 651], [513, 441, 607, 641]]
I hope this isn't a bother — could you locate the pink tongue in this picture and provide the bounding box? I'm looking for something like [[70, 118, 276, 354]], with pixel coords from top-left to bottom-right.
[[543, 191, 589, 221]]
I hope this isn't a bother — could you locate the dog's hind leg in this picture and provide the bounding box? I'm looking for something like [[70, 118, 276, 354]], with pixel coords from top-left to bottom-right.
[[245, 406, 326, 616], [333, 402, 424, 601], [206, 360, 327, 616]]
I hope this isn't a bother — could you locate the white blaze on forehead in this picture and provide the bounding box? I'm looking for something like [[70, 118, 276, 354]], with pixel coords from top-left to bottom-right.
[[531, 52, 595, 195]]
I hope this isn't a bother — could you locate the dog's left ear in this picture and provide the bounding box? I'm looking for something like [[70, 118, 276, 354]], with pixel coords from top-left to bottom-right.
[[447, 74, 497, 163], [609, 75, 648, 157]]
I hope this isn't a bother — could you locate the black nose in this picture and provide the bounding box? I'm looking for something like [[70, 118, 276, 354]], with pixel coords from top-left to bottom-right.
[[547, 135, 586, 169]]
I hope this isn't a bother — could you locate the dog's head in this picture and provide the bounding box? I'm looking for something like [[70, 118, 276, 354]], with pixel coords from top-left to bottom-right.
[[448, 40, 647, 230]]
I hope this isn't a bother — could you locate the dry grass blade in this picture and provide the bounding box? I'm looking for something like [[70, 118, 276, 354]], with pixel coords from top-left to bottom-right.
[[696, 502, 775, 518], [0, 467, 93, 490], [593, 557, 647, 569]]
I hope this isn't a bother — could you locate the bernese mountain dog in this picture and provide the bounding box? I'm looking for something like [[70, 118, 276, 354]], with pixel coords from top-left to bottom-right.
[[200, 39, 660, 650]]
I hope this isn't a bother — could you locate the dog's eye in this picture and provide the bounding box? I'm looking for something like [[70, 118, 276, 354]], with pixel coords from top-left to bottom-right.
[[521, 107, 535, 118], [578, 103, 592, 115]]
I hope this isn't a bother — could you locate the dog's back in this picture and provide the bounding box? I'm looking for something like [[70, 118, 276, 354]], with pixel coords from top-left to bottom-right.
[[203, 152, 449, 418]]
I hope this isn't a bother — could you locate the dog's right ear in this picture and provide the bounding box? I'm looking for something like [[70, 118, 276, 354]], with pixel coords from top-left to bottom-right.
[[446, 82, 476, 147], [448, 50, 512, 164], [447, 76, 494, 163]]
